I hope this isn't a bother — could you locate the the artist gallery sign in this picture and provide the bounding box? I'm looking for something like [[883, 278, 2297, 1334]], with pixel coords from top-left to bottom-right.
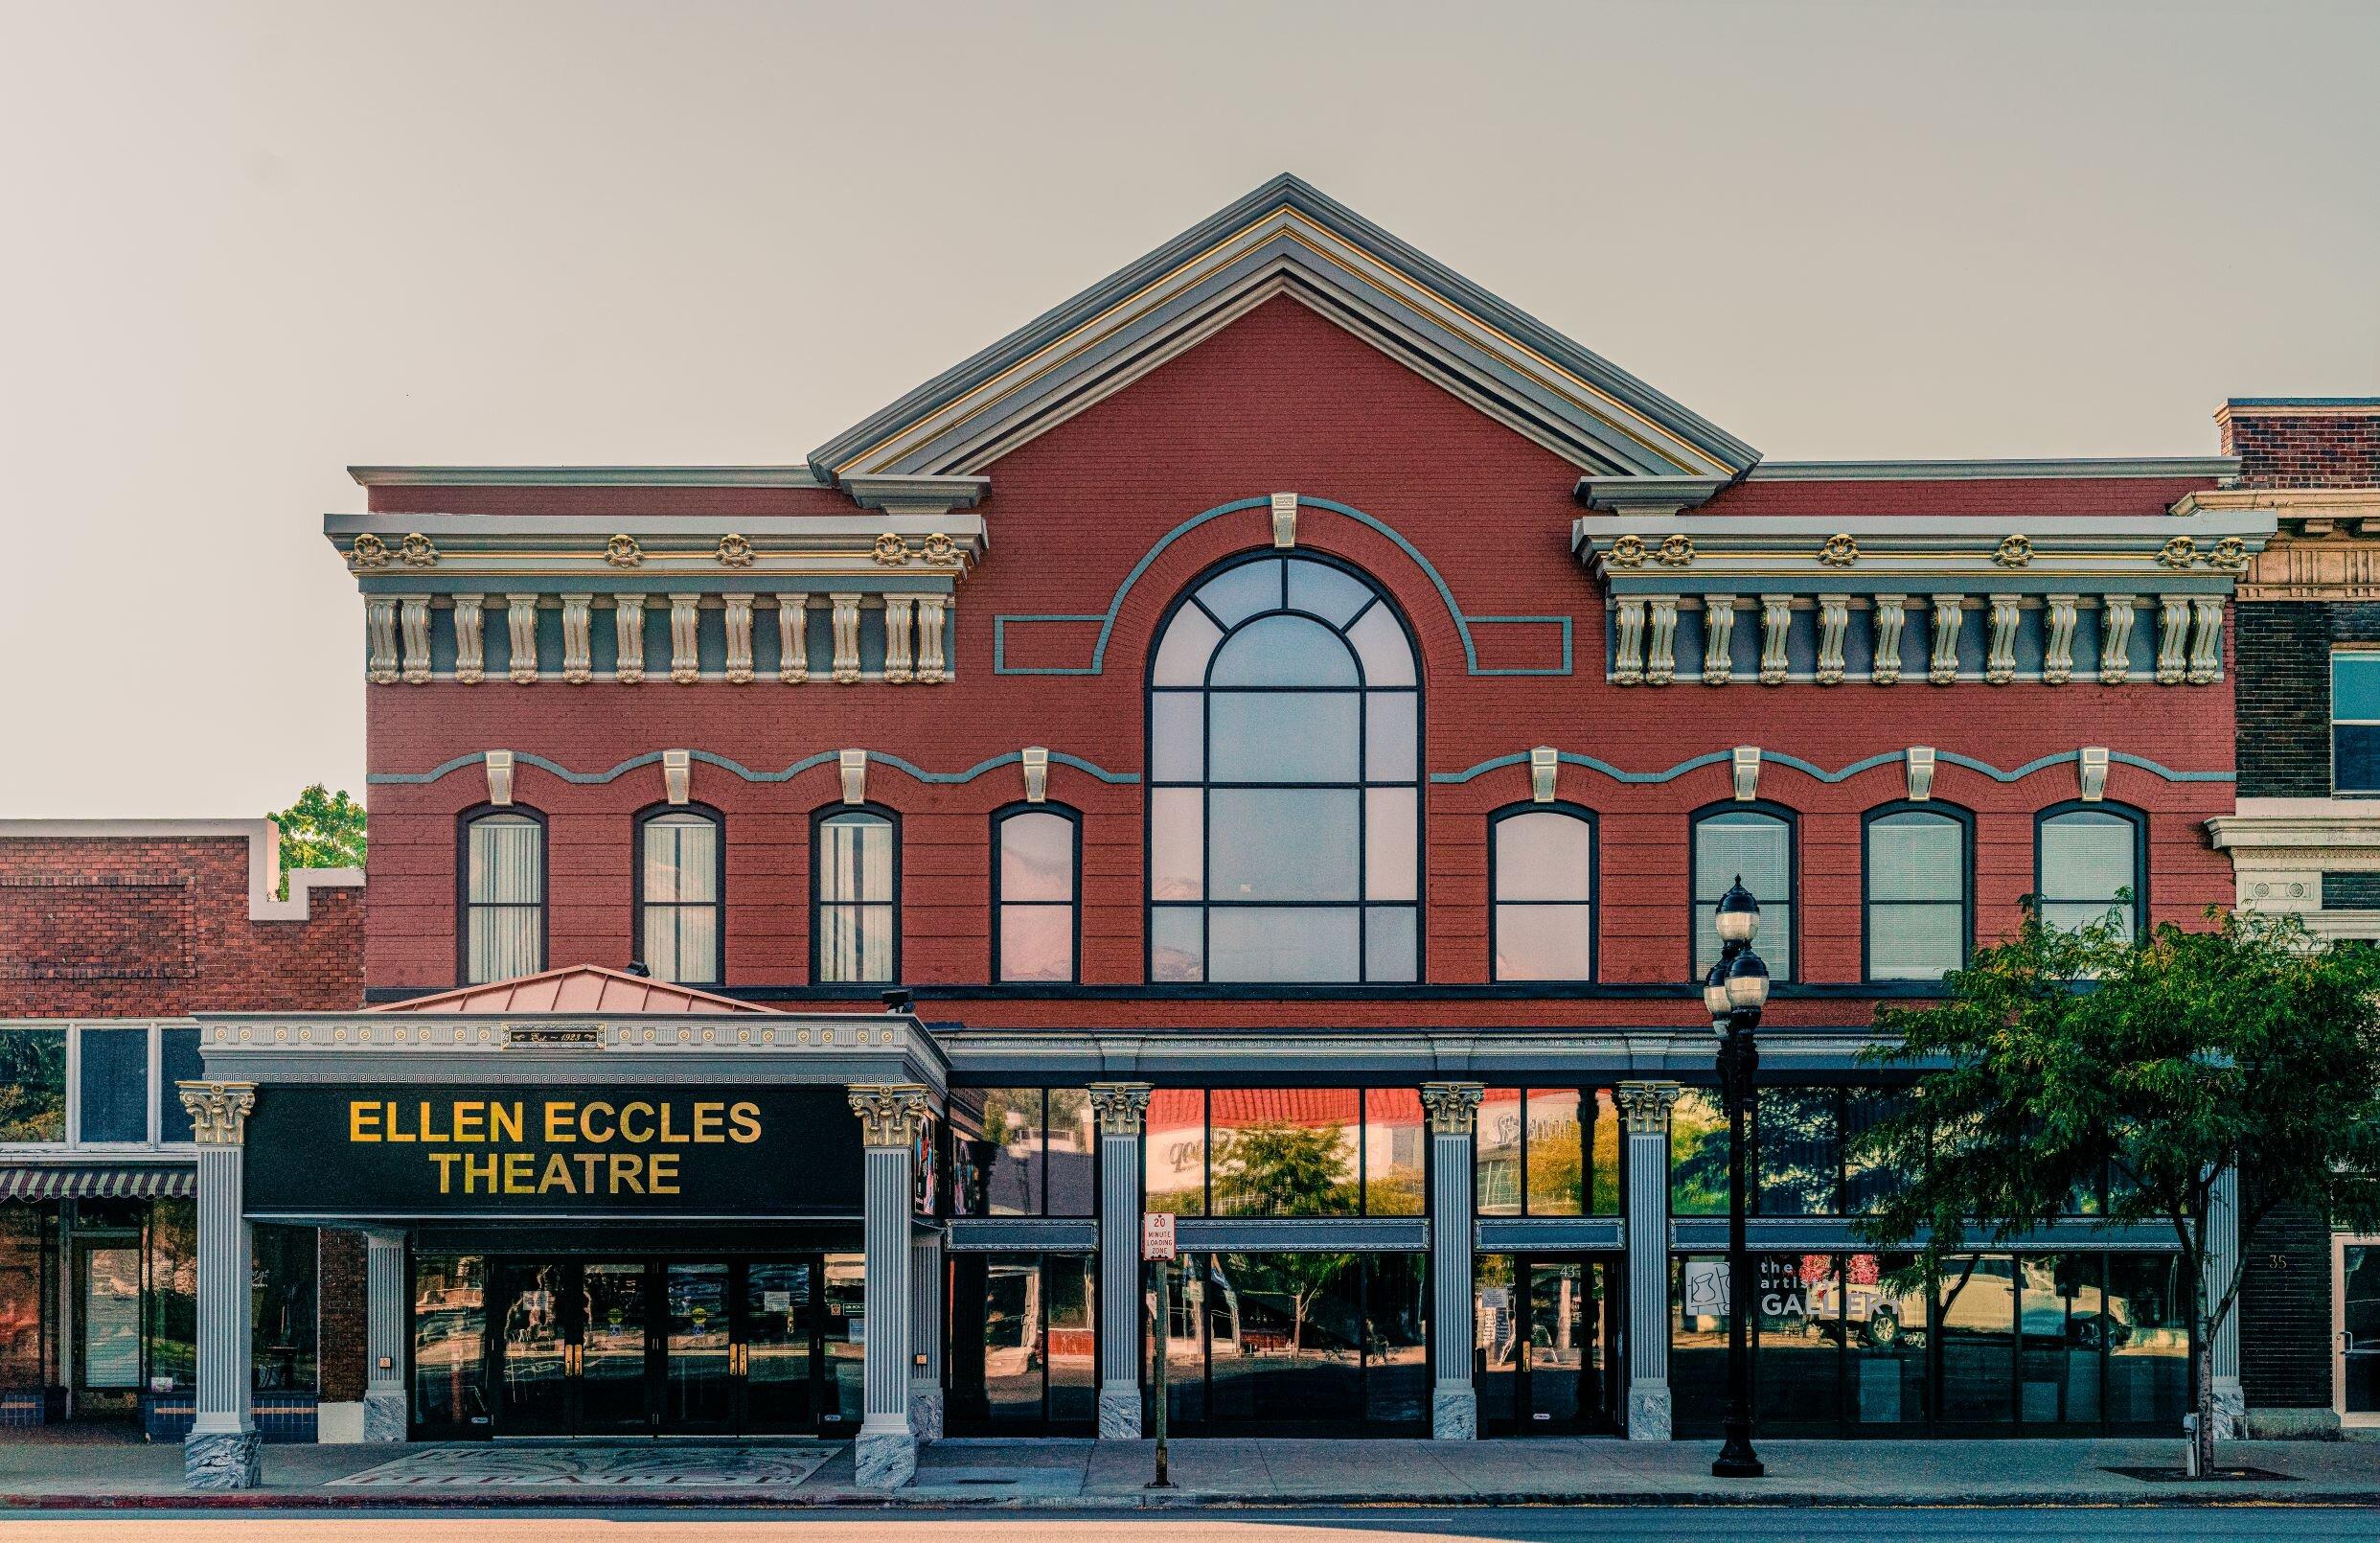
[[243, 1085, 862, 1218]]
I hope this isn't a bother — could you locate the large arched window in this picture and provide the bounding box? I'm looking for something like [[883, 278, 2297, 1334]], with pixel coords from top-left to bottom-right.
[[459, 808, 544, 984], [637, 806, 723, 986], [1692, 805, 1794, 980], [813, 808, 898, 983], [1864, 805, 1971, 981], [1147, 553, 1420, 983], [994, 805, 1080, 983], [1491, 805, 1595, 981], [2037, 803, 2145, 936]]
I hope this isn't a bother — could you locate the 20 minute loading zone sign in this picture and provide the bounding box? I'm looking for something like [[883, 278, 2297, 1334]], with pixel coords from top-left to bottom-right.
[[242, 1085, 863, 1219]]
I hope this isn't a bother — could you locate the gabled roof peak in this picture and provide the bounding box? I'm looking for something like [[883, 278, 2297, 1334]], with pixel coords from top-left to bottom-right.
[[376, 963, 773, 1015], [811, 175, 1758, 485]]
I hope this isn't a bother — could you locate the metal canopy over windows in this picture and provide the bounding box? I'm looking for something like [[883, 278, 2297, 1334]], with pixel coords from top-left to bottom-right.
[[2037, 806, 2143, 935], [638, 809, 722, 986], [1865, 808, 1969, 981], [1692, 808, 1793, 979], [814, 809, 896, 983], [1148, 554, 1421, 983], [463, 812, 545, 984]]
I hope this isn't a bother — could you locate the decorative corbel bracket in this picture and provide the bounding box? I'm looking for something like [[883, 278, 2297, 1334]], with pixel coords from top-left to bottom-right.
[[1906, 746, 1936, 802], [1021, 746, 1050, 804], [1732, 747, 1762, 802], [1530, 746, 1559, 804], [2079, 746, 2110, 802], [1271, 492, 1298, 549], [839, 748, 868, 806], [485, 749, 515, 807], [663, 749, 691, 806]]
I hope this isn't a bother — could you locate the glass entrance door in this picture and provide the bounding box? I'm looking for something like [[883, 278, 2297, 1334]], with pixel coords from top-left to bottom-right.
[[484, 1255, 845, 1437], [1476, 1255, 1618, 1434], [2341, 1237, 2380, 1428]]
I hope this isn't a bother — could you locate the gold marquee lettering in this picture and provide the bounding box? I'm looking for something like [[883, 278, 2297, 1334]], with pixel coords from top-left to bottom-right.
[[361, 1094, 767, 1200]]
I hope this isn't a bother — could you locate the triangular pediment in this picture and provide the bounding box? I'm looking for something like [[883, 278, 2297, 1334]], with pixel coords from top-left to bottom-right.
[[811, 174, 1757, 483]]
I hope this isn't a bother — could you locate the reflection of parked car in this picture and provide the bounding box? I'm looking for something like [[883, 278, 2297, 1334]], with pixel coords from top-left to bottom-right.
[[1809, 1258, 2132, 1348]]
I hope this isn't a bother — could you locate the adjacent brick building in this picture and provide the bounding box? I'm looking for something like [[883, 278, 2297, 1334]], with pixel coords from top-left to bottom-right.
[[0, 821, 359, 1433], [2205, 398, 2380, 1436]]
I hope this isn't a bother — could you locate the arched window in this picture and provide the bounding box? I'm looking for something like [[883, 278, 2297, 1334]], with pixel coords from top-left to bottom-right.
[[995, 806, 1079, 983], [2037, 804, 2145, 935], [1491, 805, 1595, 981], [1147, 554, 1420, 983], [1692, 805, 1794, 980], [459, 809, 544, 984], [813, 808, 897, 983], [1864, 805, 1970, 981], [637, 806, 723, 986]]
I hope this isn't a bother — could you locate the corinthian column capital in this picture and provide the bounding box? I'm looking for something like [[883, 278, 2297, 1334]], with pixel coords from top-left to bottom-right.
[[177, 1081, 257, 1145]]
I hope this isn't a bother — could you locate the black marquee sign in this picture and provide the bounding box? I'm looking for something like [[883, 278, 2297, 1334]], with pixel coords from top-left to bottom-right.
[[243, 1084, 863, 1219]]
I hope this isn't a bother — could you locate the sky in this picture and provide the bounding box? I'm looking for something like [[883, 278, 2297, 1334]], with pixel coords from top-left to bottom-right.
[[1, 0, 2375, 818]]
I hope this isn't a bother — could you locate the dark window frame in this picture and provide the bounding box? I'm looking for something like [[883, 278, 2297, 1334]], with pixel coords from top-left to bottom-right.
[[810, 803, 902, 985], [2033, 800, 2149, 937], [630, 801, 727, 987], [2332, 648, 2380, 795], [1859, 800, 1975, 984], [1487, 801, 1598, 983], [991, 802, 1084, 985], [1142, 549, 1427, 986], [1688, 799, 1799, 983], [454, 803, 548, 987]]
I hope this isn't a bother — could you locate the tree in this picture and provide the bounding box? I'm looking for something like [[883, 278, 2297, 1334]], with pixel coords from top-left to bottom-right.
[[1211, 1120, 1358, 1357], [1854, 903, 2380, 1474], [267, 785, 367, 894]]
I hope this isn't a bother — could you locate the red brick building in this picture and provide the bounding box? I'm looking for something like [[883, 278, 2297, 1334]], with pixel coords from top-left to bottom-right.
[[0, 821, 358, 1434], [171, 177, 2274, 1485]]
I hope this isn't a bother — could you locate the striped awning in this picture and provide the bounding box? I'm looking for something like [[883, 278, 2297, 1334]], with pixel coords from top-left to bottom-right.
[[0, 1165, 194, 1200]]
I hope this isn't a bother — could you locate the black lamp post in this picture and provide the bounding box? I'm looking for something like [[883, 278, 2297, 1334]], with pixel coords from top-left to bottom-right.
[[1704, 878, 1770, 1480]]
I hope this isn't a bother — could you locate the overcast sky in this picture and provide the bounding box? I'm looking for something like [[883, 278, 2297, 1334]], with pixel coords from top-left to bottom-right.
[[1, 0, 2374, 818]]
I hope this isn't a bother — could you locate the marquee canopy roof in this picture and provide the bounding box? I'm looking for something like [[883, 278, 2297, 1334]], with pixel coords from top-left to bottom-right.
[[374, 963, 774, 1016]]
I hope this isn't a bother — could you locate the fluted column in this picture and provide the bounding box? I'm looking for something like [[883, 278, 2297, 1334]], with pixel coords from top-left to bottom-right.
[[1617, 1079, 1682, 1440], [849, 1085, 931, 1488], [909, 1230, 944, 1439], [179, 1081, 259, 1489], [1421, 1081, 1483, 1440], [2206, 1164, 2244, 1439], [363, 1228, 408, 1441], [1088, 1082, 1152, 1439]]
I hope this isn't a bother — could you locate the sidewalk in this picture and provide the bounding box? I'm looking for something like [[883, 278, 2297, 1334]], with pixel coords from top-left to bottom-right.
[[2, 1433, 2377, 1509]]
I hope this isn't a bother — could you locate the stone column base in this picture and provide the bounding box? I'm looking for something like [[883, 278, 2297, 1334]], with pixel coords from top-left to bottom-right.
[[2247, 1405, 2344, 1440], [854, 1428, 917, 1490], [908, 1381, 944, 1441], [185, 1429, 262, 1490], [1430, 1383, 1476, 1440], [1098, 1385, 1143, 1439], [363, 1390, 408, 1442], [2211, 1379, 2246, 1440], [1627, 1384, 1672, 1441]]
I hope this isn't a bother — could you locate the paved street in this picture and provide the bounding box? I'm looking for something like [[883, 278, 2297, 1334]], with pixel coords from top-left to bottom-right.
[[0, 1510, 2375, 1541]]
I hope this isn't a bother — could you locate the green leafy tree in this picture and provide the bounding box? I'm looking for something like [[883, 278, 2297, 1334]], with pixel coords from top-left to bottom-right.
[[1212, 1120, 1358, 1356], [1854, 903, 2380, 1473], [268, 785, 367, 894]]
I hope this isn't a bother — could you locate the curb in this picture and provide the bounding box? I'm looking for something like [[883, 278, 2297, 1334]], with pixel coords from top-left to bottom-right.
[[7, 1487, 2380, 1511]]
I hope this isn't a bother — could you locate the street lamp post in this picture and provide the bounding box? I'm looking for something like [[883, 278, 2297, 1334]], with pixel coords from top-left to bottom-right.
[[1704, 878, 1771, 1480]]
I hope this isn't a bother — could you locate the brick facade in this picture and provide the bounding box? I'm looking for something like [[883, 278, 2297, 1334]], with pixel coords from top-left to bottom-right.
[[2222, 403, 2380, 489], [359, 298, 2241, 1020], [0, 833, 361, 1017]]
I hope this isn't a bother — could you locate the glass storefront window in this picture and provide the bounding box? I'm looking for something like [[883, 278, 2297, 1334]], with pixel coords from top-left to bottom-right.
[[1362, 1088, 1425, 1216], [251, 1225, 317, 1393], [2104, 1253, 2189, 1428], [1210, 1091, 1360, 1217], [144, 1199, 196, 1392], [157, 1027, 201, 1143], [0, 1203, 53, 1388], [1363, 1252, 1428, 1426], [969, 1088, 1045, 1216], [1842, 1251, 1926, 1429], [0, 1027, 67, 1142], [1755, 1087, 1839, 1216], [77, 1027, 149, 1144], [1936, 1255, 2018, 1425], [1841, 1088, 1903, 1214], [1669, 1090, 1728, 1216], [948, 1253, 1097, 1434], [1144, 1090, 1206, 1216], [1046, 1255, 1097, 1426], [2019, 1255, 2104, 1425], [1047, 1089, 1095, 1218], [1753, 1253, 1839, 1434], [413, 1254, 486, 1429], [1476, 1089, 1524, 1217], [821, 1254, 865, 1426]]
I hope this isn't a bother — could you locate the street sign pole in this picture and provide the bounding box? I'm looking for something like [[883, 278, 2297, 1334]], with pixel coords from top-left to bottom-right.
[[1142, 1211, 1176, 1489]]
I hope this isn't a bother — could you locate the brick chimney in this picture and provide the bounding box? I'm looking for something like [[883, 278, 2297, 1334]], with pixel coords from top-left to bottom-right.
[[2217, 399, 2380, 489]]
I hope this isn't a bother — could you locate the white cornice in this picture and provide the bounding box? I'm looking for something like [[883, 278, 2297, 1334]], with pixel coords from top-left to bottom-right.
[[349, 467, 828, 489], [0, 819, 361, 921], [2206, 807, 2380, 856]]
